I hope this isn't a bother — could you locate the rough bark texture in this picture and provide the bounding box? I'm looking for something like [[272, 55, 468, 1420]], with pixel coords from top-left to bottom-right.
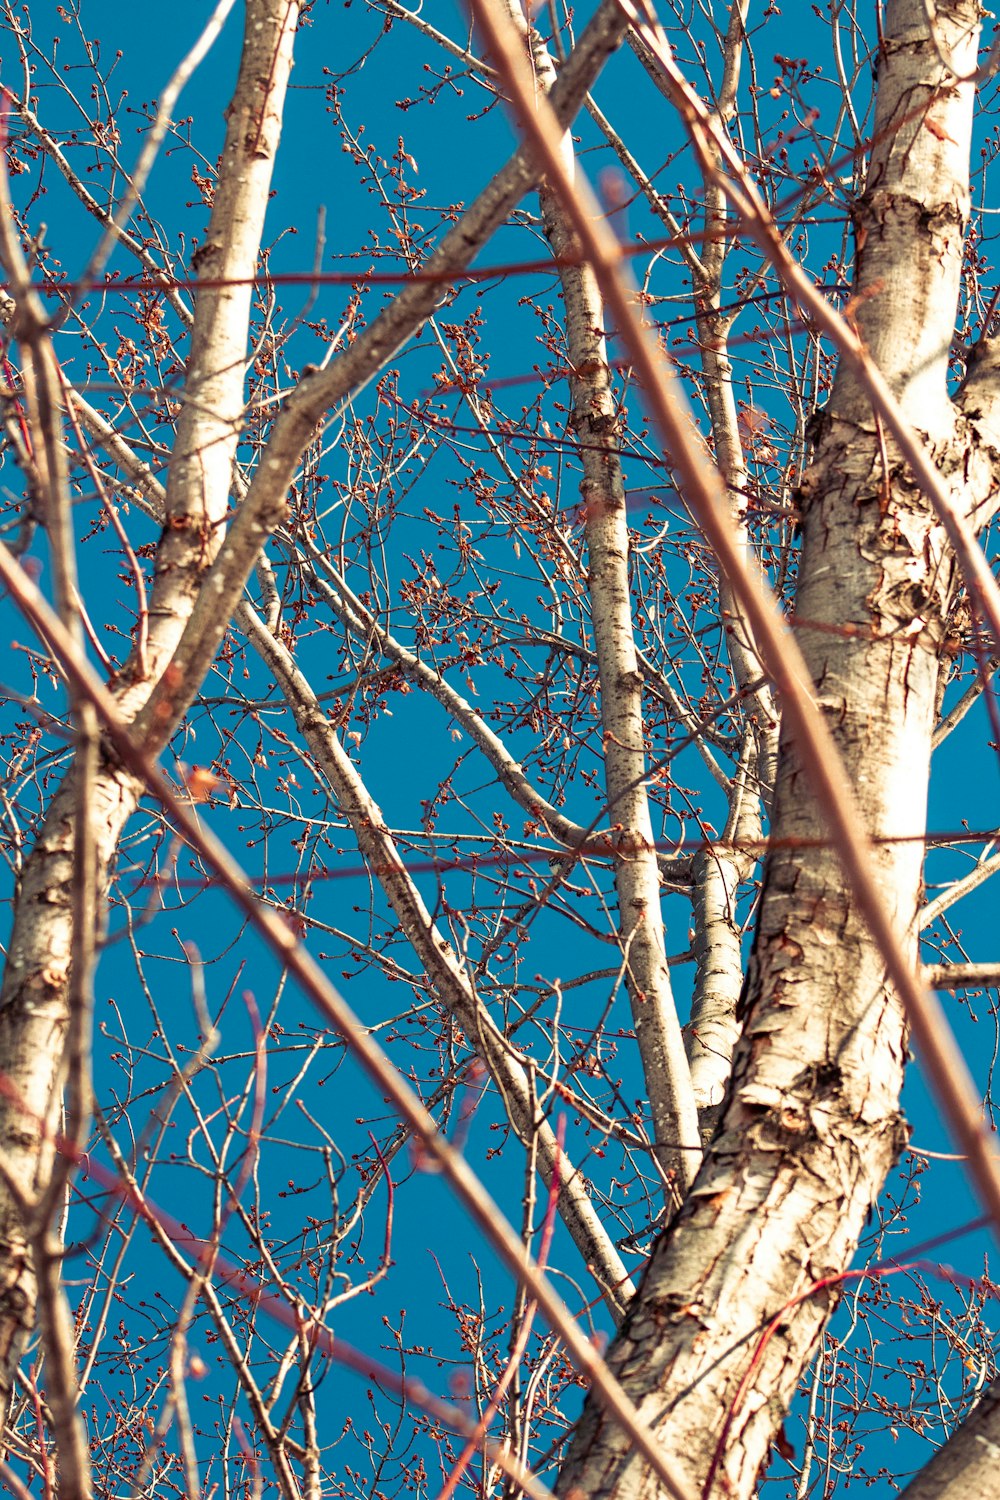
[[6, 2, 1000, 1493], [557, 4, 1000, 1495]]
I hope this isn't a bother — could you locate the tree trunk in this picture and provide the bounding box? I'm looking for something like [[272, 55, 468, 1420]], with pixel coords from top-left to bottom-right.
[[557, 3, 1000, 1494], [0, 0, 301, 1423], [509, 0, 701, 1199]]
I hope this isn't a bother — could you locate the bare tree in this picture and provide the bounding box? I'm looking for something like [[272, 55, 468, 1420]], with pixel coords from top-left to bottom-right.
[[1, 2, 1000, 1499]]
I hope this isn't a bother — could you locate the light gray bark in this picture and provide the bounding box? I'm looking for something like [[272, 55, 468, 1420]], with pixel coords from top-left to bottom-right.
[[686, 730, 760, 1138], [507, 0, 701, 1198], [0, 0, 302, 1422], [680, 4, 771, 1134], [5, 2, 998, 1494], [0, 0, 632, 1425], [124, 0, 300, 712], [557, 4, 1000, 1496]]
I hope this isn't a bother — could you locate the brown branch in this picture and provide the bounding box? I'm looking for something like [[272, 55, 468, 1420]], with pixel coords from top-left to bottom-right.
[[468, 0, 1000, 1251], [0, 543, 698, 1500]]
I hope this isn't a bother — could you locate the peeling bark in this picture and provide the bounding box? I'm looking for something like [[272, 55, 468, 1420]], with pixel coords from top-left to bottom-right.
[[3, 1, 997, 1492], [557, 4, 1000, 1495]]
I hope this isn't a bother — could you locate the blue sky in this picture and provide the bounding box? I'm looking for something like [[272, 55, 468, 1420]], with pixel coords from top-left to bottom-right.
[[3, 2, 1000, 1495]]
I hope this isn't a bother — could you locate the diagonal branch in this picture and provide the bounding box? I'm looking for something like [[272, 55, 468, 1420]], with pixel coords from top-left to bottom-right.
[[119, 0, 301, 712], [298, 542, 692, 882], [236, 598, 637, 1316], [0, 541, 697, 1500]]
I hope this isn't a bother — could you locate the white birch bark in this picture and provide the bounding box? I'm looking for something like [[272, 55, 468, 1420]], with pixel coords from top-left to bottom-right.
[[9, 3, 1000, 1491], [576, 6, 774, 1142], [0, 0, 301, 1419], [682, 2, 773, 1130], [0, 0, 631, 1419], [897, 1376, 1000, 1498], [691, 0, 779, 801], [685, 730, 760, 1136], [557, 4, 1000, 1495], [502, 0, 701, 1198], [130, 0, 632, 745], [122, 0, 300, 711]]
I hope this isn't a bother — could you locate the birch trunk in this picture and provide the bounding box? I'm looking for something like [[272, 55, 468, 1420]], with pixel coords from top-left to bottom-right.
[[0, 0, 632, 1425], [506, 0, 701, 1198], [898, 1374, 1000, 1498], [6, 1, 999, 1492], [557, 3, 1000, 1495], [0, 0, 301, 1421], [683, 1, 772, 1136]]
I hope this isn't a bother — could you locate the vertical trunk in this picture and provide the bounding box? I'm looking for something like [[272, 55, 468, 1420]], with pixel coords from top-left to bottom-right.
[[557, 4, 997, 1495], [686, 731, 759, 1140], [0, 0, 301, 1420], [120, 0, 301, 712], [0, 0, 634, 1437], [693, 0, 779, 800], [509, 0, 701, 1198], [686, 1, 771, 1135]]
